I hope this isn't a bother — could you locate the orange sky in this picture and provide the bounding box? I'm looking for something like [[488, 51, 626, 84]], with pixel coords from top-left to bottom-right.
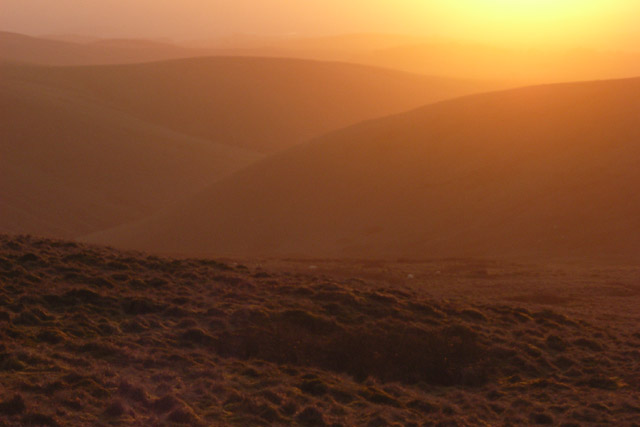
[[2, 0, 639, 50]]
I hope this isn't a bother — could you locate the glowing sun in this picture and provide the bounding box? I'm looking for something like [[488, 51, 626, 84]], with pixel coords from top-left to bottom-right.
[[428, 0, 621, 47]]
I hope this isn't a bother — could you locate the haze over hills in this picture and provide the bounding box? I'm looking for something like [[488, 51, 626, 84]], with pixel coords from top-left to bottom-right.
[[191, 33, 428, 51], [198, 34, 640, 84], [87, 78, 640, 262], [367, 43, 640, 83], [2, 57, 497, 153], [0, 69, 261, 238], [6, 31, 640, 86], [6, 30, 640, 85], [0, 31, 206, 66]]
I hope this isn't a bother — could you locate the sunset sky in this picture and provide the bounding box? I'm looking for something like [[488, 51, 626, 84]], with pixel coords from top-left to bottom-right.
[[3, 0, 639, 50]]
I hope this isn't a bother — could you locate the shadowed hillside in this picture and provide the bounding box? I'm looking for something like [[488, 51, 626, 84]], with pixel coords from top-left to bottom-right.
[[2, 57, 498, 153], [1, 234, 638, 425], [88, 77, 640, 261], [0, 56, 496, 238], [0, 71, 260, 238]]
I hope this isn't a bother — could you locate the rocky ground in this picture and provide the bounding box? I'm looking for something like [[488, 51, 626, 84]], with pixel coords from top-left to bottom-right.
[[0, 234, 639, 426]]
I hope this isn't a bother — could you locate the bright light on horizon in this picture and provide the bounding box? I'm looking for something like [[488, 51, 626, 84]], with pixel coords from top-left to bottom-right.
[[1, 0, 637, 50], [409, 0, 629, 49]]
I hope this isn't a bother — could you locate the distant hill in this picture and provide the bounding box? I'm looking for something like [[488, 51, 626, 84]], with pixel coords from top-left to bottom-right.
[[0, 70, 260, 238], [0, 31, 208, 66], [366, 43, 640, 83], [6, 31, 640, 85], [3, 57, 497, 153], [199, 34, 640, 84], [87, 78, 640, 262]]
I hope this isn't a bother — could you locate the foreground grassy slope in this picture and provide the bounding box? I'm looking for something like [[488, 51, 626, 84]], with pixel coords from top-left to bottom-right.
[[89, 77, 640, 261], [0, 234, 638, 425]]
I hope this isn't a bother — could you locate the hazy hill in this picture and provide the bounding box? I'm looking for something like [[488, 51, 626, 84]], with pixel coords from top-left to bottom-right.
[[195, 33, 428, 52], [3, 57, 497, 153], [6, 31, 640, 85], [0, 71, 260, 238], [366, 43, 640, 83], [0, 31, 204, 66], [199, 34, 640, 84], [87, 78, 640, 262]]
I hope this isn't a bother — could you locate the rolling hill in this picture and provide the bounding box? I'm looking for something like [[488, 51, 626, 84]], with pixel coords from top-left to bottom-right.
[[3, 57, 498, 153], [0, 71, 260, 238], [1, 56, 493, 238], [86, 77, 640, 262]]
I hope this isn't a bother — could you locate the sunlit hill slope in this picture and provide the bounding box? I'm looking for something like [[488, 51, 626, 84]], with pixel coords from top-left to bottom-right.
[[88, 78, 640, 262]]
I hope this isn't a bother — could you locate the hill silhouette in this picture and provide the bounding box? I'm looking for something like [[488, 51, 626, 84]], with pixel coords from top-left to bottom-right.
[[87, 78, 640, 262], [3, 57, 496, 153], [0, 31, 204, 66]]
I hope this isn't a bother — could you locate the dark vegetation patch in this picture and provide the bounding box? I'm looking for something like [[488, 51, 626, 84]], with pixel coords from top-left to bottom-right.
[[0, 395, 26, 416]]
